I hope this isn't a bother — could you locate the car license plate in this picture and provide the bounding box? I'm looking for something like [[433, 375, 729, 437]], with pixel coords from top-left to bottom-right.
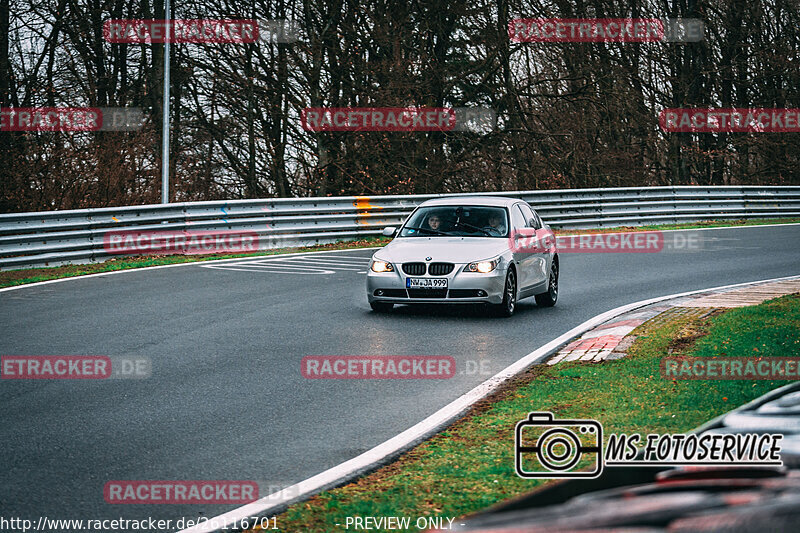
[[406, 278, 448, 289]]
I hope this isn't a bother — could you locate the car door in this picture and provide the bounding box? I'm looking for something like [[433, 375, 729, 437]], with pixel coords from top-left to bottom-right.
[[509, 204, 536, 290], [518, 203, 550, 290]]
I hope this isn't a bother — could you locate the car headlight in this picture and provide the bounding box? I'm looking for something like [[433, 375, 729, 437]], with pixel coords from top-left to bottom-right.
[[465, 258, 499, 273], [370, 259, 394, 273]]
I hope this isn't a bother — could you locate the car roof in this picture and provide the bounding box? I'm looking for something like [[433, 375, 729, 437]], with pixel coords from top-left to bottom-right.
[[417, 196, 523, 208]]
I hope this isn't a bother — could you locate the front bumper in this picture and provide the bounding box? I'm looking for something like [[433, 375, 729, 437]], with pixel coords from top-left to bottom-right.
[[366, 262, 507, 305]]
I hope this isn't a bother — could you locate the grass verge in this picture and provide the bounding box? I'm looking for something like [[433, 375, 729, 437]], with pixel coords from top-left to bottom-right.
[[260, 293, 800, 532], [2, 217, 799, 289]]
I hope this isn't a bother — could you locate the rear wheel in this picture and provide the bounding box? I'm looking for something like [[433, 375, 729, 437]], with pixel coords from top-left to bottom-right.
[[370, 301, 394, 313], [493, 268, 517, 317], [535, 259, 558, 307]]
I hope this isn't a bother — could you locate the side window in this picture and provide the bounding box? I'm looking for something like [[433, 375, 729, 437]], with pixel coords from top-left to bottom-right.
[[510, 205, 527, 229], [519, 203, 541, 229]]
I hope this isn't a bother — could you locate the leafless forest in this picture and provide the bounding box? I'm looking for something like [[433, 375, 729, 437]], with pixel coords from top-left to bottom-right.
[[1, 0, 799, 213]]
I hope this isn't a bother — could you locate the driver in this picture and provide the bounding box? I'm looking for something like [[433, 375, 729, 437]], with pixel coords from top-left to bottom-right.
[[483, 213, 506, 235]]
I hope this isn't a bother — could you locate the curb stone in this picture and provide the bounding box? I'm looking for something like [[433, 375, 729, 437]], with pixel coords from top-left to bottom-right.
[[547, 279, 800, 365]]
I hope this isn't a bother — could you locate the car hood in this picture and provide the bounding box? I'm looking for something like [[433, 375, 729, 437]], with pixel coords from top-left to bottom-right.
[[374, 237, 510, 264]]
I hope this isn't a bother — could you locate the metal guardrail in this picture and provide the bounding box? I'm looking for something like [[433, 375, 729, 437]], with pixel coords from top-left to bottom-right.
[[1, 186, 799, 270]]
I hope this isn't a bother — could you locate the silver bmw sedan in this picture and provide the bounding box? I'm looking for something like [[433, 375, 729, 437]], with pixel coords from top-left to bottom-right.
[[366, 196, 559, 317]]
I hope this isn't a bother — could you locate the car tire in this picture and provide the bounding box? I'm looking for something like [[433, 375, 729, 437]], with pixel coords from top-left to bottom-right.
[[370, 301, 394, 313], [493, 268, 517, 317], [535, 259, 558, 307]]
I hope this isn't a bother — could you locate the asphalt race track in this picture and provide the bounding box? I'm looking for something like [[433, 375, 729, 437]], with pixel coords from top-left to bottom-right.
[[1, 224, 799, 528]]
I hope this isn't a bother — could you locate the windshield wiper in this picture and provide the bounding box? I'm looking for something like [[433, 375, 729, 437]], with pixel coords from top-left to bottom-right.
[[454, 221, 493, 237], [402, 226, 451, 236]]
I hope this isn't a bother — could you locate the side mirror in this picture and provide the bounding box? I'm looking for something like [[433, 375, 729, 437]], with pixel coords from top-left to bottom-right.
[[382, 226, 397, 237]]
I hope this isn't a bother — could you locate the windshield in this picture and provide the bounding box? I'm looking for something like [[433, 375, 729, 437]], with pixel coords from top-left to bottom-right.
[[399, 205, 509, 237]]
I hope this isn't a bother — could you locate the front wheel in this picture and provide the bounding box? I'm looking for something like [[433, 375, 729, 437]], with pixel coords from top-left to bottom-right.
[[370, 301, 394, 313], [492, 268, 517, 317], [535, 259, 558, 307]]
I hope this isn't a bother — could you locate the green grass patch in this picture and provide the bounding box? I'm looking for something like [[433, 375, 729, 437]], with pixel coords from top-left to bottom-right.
[[2, 216, 798, 289], [263, 294, 800, 532], [691, 296, 800, 359]]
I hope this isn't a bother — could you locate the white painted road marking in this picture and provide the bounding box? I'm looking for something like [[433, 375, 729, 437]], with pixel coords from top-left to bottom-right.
[[199, 255, 371, 275]]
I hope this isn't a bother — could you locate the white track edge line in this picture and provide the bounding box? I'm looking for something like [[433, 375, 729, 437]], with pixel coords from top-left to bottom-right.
[[179, 272, 800, 533], [0, 247, 381, 293]]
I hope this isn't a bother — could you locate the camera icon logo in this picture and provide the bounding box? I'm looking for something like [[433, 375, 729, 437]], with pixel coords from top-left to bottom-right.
[[515, 412, 603, 478]]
